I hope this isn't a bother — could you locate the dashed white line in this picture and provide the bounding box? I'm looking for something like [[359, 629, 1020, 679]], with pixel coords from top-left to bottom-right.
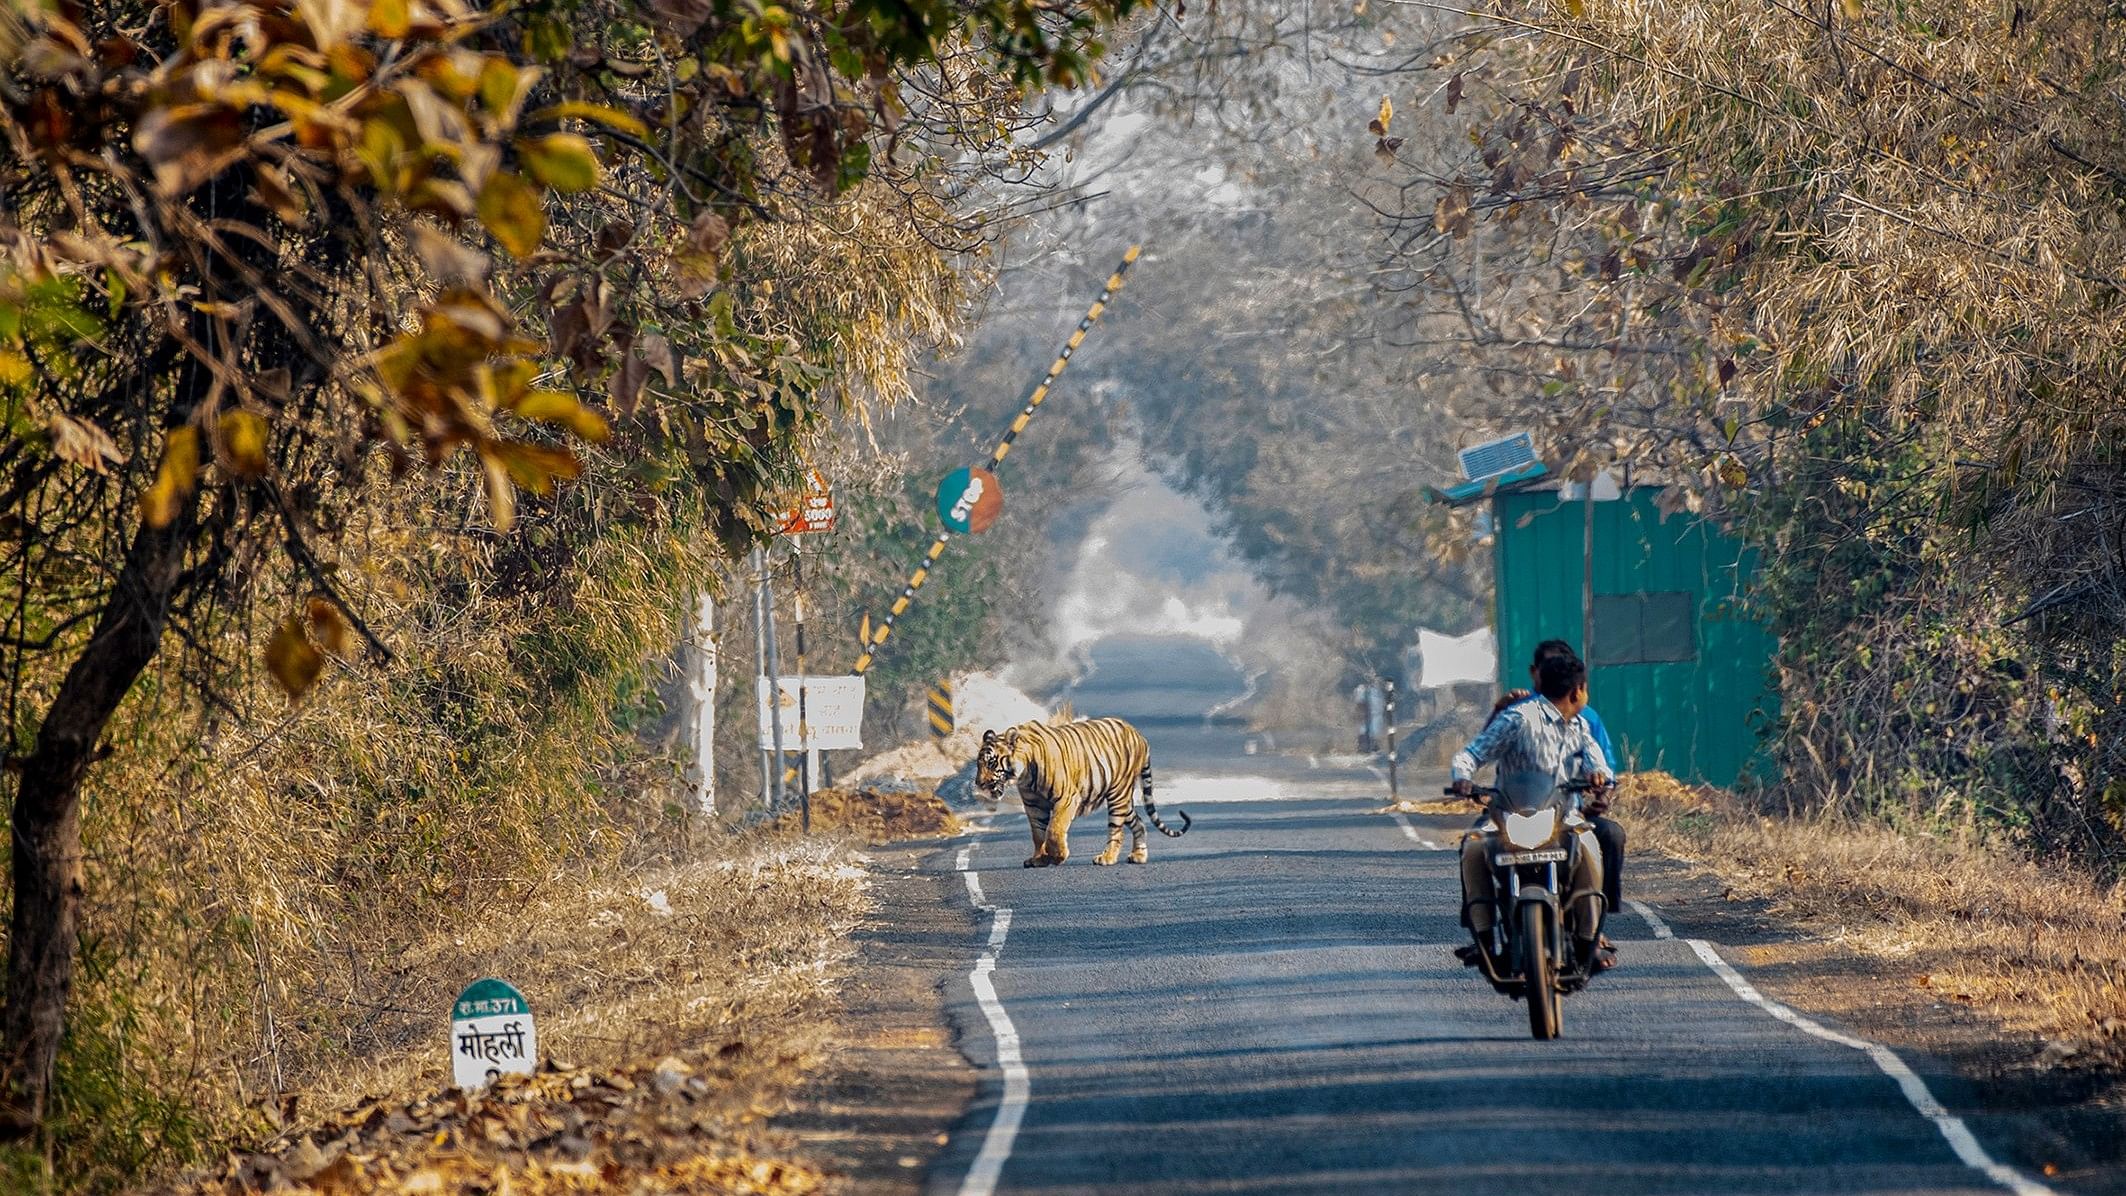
[[1625, 899, 2053, 1195], [955, 842, 1028, 1196]]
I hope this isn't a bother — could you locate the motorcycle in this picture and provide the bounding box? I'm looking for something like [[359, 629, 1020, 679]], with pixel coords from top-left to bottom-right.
[[1451, 772, 1607, 1040]]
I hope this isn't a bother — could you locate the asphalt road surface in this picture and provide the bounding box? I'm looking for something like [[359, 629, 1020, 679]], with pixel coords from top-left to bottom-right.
[[921, 638, 2057, 1195]]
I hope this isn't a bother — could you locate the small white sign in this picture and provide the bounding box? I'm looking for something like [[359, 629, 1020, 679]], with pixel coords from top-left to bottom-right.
[[450, 978, 537, 1090], [756, 675, 865, 750], [1416, 626, 1497, 689]]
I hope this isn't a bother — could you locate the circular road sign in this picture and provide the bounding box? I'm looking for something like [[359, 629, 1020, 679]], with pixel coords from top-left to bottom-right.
[[936, 467, 1003, 534]]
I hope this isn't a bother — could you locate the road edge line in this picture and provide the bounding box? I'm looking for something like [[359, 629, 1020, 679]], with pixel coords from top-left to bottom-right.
[[1676, 933, 2057, 1196], [1625, 897, 1674, 939], [954, 842, 1029, 1196]]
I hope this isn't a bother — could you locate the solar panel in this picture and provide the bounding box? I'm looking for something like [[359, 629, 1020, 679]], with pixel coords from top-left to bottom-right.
[[1457, 431, 1538, 482]]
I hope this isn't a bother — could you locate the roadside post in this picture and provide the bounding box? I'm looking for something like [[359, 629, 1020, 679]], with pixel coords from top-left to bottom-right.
[[1385, 679, 1399, 801], [450, 978, 536, 1091]]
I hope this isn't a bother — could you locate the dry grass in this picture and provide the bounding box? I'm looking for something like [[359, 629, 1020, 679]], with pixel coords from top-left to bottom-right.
[[1621, 773, 2126, 1068], [145, 827, 878, 1195], [301, 831, 874, 1116]]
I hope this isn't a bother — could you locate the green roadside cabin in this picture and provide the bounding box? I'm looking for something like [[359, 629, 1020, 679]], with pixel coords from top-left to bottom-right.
[[1433, 467, 1777, 787]]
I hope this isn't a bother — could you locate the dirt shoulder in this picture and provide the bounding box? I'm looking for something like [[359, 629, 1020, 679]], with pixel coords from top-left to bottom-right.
[[772, 836, 979, 1194]]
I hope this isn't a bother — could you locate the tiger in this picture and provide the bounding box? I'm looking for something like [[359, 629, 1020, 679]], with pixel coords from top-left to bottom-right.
[[974, 717, 1191, 868]]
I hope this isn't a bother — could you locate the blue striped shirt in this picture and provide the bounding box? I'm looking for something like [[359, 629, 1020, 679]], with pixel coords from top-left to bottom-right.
[[1451, 697, 1613, 787]]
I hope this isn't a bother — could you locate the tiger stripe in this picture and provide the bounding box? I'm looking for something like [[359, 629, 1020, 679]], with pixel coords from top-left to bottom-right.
[[974, 716, 1191, 868]]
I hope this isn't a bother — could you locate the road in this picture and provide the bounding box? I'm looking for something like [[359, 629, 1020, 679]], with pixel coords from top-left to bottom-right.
[[918, 638, 2059, 1195]]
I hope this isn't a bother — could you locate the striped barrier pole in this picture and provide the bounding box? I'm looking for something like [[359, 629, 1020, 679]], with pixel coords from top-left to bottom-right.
[[852, 243, 1142, 677]]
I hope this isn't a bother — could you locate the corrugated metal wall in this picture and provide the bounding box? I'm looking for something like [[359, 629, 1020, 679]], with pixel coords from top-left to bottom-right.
[[1492, 486, 1776, 785]]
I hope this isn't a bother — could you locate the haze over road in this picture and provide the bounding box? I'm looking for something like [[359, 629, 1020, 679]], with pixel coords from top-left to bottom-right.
[[923, 637, 2056, 1195]]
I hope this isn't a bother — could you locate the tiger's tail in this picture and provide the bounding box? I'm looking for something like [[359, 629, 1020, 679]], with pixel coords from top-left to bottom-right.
[[1139, 761, 1189, 837]]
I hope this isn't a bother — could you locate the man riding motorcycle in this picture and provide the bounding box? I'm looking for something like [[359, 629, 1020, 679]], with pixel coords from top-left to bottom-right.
[[1490, 640, 1628, 956], [1450, 652, 1613, 975]]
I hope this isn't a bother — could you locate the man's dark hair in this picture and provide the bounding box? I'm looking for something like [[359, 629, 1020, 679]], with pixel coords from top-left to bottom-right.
[[1536, 653, 1587, 701], [1532, 639, 1579, 668]]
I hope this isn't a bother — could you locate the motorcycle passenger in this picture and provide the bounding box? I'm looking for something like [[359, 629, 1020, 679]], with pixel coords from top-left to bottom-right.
[[1490, 640, 1627, 950], [1450, 653, 1613, 975]]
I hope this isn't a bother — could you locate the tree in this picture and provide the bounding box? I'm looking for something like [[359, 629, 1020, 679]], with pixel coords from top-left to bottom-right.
[[1359, 1, 2126, 842], [0, 0, 1136, 1134]]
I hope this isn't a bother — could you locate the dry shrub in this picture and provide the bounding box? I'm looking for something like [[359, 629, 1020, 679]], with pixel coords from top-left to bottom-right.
[[788, 788, 958, 843], [1380, 797, 1483, 817], [1628, 772, 2126, 1068]]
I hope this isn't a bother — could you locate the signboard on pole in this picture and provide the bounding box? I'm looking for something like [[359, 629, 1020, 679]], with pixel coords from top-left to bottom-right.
[[935, 467, 1003, 534], [450, 978, 537, 1090], [757, 675, 865, 750], [776, 469, 836, 535]]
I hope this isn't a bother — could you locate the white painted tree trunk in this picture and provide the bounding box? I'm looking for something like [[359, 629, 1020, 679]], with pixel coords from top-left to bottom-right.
[[687, 591, 718, 817]]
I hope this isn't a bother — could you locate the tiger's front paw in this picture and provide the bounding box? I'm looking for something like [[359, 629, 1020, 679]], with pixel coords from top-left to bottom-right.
[[1093, 848, 1120, 865], [1022, 855, 1043, 868]]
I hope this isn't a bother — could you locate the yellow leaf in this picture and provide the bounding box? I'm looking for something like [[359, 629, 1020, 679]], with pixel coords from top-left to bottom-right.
[[1836, 0, 1862, 17], [518, 133, 601, 193], [304, 596, 354, 659], [480, 449, 516, 531], [369, 0, 410, 38], [0, 351, 30, 388], [479, 58, 543, 129], [216, 410, 271, 478], [512, 389, 610, 441], [141, 426, 200, 528], [525, 101, 649, 138], [475, 170, 545, 258], [1562, 0, 1587, 14], [1371, 94, 1393, 137], [495, 441, 582, 494], [266, 615, 324, 700]]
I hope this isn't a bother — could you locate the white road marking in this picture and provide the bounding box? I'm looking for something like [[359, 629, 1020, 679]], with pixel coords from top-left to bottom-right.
[[1680, 936, 2057, 1195], [1625, 897, 1674, 939], [955, 841, 1029, 1196], [1628, 898, 2051, 1195], [1391, 812, 1443, 850]]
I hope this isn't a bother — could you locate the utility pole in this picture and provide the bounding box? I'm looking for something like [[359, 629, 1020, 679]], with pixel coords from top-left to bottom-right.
[[751, 547, 780, 810], [761, 549, 787, 813], [687, 591, 717, 818], [791, 537, 812, 833]]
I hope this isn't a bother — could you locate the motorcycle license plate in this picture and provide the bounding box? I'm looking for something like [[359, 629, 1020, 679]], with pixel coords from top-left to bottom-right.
[[1495, 848, 1567, 866]]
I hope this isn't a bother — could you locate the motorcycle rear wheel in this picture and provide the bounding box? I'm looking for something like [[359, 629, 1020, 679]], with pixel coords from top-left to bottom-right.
[[1522, 903, 1562, 1040]]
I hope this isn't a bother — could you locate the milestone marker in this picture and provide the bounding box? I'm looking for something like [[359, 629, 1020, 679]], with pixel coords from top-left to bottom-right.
[[450, 977, 538, 1090]]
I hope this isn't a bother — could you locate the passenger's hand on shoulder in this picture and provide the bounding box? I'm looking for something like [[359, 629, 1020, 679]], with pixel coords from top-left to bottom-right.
[[1490, 688, 1532, 716]]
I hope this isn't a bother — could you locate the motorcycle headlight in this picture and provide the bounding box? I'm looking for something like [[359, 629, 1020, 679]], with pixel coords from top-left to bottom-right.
[[1502, 809, 1558, 850]]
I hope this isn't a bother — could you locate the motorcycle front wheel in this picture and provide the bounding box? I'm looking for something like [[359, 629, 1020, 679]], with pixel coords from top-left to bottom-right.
[[1521, 902, 1562, 1040]]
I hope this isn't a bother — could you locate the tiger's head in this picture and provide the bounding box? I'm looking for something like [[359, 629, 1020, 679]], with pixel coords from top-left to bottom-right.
[[974, 728, 1023, 802]]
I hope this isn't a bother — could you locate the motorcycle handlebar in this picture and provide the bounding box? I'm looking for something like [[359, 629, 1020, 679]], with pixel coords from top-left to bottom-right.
[[1442, 780, 1604, 797]]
